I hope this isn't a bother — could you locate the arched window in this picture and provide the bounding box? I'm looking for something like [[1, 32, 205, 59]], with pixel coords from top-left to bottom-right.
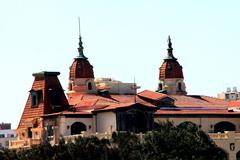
[[159, 83, 163, 90], [88, 82, 92, 90], [30, 90, 42, 107], [71, 122, 87, 135], [216, 148, 228, 160], [214, 121, 236, 133], [236, 150, 240, 160], [177, 82, 182, 91]]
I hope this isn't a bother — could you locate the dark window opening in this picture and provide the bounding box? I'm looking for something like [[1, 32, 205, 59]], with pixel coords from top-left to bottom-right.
[[27, 127, 32, 138], [88, 82, 92, 90], [159, 83, 163, 90], [214, 121, 236, 133], [178, 82, 182, 91], [117, 109, 149, 133], [71, 122, 86, 135], [47, 125, 53, 136], [49, 90, 61, 106], [216, 148, 228, 160], [31, 90, 42, 107], [236, 150, 240, 160]]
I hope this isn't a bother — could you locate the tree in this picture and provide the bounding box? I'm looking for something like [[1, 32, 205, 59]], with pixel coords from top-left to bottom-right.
[[144, 121, 224, 160]]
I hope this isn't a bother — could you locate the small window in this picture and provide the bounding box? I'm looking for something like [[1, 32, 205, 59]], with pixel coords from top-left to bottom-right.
[[225, 94, 230, 100], [0, 134, 4, 138], [31, 90, 42, 107], [50, 90, 61, 106], [47, 125, 53, 136], [178, 83, 181, 90], [28, 127, 32, 138], [88, 82, 92, 90], [159, 83, 163, 90]]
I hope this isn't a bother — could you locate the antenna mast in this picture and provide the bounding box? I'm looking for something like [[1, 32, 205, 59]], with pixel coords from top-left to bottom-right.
[[78, 17, 81, 36]]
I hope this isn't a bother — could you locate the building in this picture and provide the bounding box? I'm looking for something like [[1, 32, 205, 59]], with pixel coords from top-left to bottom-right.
[[218, 87, 240, 101], [0, 124, 16, 149], [0, 123, 11, 130], [9, 33, 240, 160]]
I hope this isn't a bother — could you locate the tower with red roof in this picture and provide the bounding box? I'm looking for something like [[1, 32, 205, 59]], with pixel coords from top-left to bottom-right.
[[157, 36, 187, 95], [68, 33, 97, 93]]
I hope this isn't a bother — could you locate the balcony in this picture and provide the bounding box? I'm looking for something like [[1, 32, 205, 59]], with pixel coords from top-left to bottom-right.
[[9, 138, 41, 149]]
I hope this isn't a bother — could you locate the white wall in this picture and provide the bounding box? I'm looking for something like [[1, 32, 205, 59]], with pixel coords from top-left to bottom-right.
[[96, 112, 116, 133]]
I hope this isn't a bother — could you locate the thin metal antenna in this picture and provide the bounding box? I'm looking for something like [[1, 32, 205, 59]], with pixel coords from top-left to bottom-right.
[[78, 17, 81, 37]]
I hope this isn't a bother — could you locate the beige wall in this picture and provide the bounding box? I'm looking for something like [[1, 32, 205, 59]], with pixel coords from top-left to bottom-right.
[[58, 116, 94, 136], [159, 78, 186, 95], [0, 137, 16, 148], [96, 112, 116, 133], [155, 117, 240, 133], [210, 132, 240, 160]]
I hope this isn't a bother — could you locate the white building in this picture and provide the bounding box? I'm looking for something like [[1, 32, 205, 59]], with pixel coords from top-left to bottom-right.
[[218, 87, 240, 100], [0, 129, 16, 148]]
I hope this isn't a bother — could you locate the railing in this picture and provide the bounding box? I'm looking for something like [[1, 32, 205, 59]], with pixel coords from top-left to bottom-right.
[[208, 131, 240, 140], [63, 132, 112, 143], [9, 138, 41, 149]]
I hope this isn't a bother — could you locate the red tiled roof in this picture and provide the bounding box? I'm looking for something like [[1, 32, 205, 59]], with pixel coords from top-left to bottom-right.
[[229, 100, 240, 107], [66, 91, 234, 115], [159, 60, 183, 80], [170, 95, 229, 108], [69, 59, 94, 79], [42, 111, 92, 117], [18, 73, 69, 129], [156, 109, 240, 115], [94, 102, 156, 112], [67, 92, 155, 112], [137, 90, 169, 101]]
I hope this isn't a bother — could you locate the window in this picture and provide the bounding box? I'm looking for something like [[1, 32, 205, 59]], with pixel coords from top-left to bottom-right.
[[177, 82, 182, 91], [47, 125, 53, 136], [88, 82, 92, 90], [28, 127, 32, 138], [0, 134, 4, 138], [159, 83, 163, 90], [49, 90, 61, 107], [225, 94, 229, 100], [31, 90, 42, 107]]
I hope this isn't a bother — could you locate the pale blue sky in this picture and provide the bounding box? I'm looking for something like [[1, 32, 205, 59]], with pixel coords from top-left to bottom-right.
[[0, 0, 240, 128]]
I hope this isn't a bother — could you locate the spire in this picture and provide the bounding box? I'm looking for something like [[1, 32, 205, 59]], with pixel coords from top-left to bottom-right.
[[165, 35, 176, 60], [76, 17, 88, 59]]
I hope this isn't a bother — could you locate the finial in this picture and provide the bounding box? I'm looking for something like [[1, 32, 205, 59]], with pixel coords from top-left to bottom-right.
[[168, 35, 172, 49], [76, 17, 87, 59], [164, 35, 176, 60]]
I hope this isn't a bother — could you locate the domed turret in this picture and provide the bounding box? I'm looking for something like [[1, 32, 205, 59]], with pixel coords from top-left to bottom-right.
[[69, 36, 94, 79], [157, 36, 187, 95], [68, 27, 96, 93]]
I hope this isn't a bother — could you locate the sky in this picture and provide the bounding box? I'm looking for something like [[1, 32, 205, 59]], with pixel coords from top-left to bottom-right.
[[0, 0, 240, 129]]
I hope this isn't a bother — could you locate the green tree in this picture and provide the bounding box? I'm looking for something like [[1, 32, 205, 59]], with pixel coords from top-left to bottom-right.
[[144, 121, 223, 160]]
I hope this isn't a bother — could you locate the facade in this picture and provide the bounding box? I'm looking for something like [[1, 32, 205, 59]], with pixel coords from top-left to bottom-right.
[[0, 123, 11, 130], [218, 87, 240, 101], [0, 124, 16, 149], [9, 33, 240, 160]]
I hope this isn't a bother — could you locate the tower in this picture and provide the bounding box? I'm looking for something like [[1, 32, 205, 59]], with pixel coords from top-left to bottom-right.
[[157, 36, 187, 95], [68, 29, 97, 93]]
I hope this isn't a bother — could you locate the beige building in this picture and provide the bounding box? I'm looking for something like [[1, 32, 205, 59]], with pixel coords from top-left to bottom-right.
[[9, 34, 240, 159]]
